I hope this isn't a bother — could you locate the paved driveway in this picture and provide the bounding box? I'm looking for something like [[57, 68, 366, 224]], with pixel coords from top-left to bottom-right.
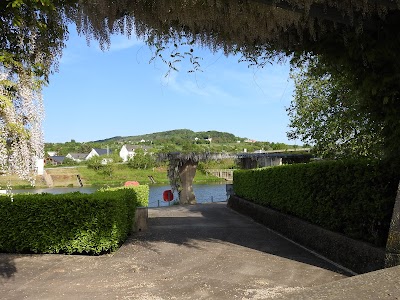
[[1, 202, 349, 299]]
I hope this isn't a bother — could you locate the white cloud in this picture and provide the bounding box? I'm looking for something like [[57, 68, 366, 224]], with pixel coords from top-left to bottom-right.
[[157, 60, 293, 109], [109, 35, 143, 51], [214, 64, 294, 104], [160, 71, 245, 107]]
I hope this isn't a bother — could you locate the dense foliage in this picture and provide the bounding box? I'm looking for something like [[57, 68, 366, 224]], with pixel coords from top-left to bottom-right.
[[287, 55, 384, 159], [127, 149, 156, 169], [0, 0, 60, 182], [0, 186, 149, 254], [0, 0, 70, 78], [233, 160, 398, 246], [95, 129, 244, 144], [86, 155, 115, 176]]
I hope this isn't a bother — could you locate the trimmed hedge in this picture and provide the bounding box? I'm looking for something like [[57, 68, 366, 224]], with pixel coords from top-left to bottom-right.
[[102, 185, 149, 207], [0, 186, 149, 254], [234, 160, 398, 246]]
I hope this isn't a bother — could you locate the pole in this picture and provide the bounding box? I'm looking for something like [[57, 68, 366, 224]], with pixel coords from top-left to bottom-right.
[[385, 180, 400, 267]]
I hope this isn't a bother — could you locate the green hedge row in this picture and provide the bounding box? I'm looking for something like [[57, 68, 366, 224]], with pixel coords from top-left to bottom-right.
[[234, 160, 398, 246], [0, 186, 149, 254]]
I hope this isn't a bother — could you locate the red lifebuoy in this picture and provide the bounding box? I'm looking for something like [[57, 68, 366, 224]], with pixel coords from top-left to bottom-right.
[[163, 190, 174, 202]]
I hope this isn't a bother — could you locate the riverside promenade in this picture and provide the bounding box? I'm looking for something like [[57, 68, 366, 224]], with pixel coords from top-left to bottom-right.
[[1, 202, 399, 299]]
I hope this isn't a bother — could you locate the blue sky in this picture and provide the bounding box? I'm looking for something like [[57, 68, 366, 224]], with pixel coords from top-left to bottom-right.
[[43, 25, 296, 144]]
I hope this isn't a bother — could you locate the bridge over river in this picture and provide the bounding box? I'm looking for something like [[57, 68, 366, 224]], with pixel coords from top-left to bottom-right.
[[206, 169, 234, 181]]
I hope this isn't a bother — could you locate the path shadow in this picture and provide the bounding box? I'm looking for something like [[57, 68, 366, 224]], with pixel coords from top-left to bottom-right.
[[0, 255, 17, 281], [124, 202, 353, 276]]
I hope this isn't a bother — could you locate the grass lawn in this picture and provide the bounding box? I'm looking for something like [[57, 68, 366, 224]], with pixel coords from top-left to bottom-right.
[[0, 174, 47, 189]]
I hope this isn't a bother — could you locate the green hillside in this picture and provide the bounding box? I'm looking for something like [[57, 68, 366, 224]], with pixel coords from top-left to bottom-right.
[[45, 129, 304, 156], [92, 129, 245, 144]]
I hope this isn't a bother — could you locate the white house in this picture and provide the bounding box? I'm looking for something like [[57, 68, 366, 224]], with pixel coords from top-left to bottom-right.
[[66, 153, 88, 162], [119, 144, 151, 162], [86, 148, 112, 160]]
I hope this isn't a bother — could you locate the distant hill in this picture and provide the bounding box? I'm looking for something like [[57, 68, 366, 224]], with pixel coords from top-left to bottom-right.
[[45, 129, 303, 156], [92, 129, 247, 144]]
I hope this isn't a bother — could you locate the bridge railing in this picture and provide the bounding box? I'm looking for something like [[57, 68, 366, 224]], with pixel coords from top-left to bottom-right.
[[205, 169, 235, 181]]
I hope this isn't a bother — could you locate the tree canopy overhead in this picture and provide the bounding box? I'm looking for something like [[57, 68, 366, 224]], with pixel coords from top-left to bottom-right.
[[73, 0, 400, 165], [68, 0, 399, 51], [0, 0, 71, 79], [1, 0, 400, 180], [3, 0, 399, 80]]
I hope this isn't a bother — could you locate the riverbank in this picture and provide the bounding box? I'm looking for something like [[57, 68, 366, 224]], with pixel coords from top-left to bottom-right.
[[0, 165, 226, 189]]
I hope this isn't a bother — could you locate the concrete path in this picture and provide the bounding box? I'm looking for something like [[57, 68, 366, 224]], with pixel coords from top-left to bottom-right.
[[0, 202, 359, 299], [276, 265, 400, 299]]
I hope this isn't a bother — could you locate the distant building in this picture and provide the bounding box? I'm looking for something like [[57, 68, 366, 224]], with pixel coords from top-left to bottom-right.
[[244, 139, 257, 143], [119, 144, 151, 162], [66, 153, 88, 162], [45, 156, 66, 166], [86, 148, 112, 160]]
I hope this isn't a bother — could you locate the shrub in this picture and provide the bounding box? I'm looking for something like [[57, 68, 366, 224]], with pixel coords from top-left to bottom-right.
[[101, 185, 149, 207], [0, 186, 149, 254], [127, 149, 156, 169], [233, 159, 398, 246]]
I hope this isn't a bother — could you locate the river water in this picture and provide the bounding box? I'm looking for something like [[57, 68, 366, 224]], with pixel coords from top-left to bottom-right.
[[10, 183, 230, 208]]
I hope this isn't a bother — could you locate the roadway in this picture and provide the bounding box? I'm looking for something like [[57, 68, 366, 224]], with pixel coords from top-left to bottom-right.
[[1, 202, 398, 299]]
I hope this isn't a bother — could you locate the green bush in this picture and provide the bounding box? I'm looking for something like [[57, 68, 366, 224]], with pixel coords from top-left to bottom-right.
[[101, 185, 149, 207], [234, 160, 398, 246], [127, 149, 156, 169], [0, 186, 149, 254]]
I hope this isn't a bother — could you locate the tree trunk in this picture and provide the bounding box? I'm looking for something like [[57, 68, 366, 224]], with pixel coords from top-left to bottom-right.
[[385, 180, 400, 267], [178, 161, 197, 205]]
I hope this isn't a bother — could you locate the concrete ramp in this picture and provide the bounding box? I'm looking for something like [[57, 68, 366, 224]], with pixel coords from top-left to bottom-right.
[[0, 202, 364, 299], [276, 265, 400, 299]]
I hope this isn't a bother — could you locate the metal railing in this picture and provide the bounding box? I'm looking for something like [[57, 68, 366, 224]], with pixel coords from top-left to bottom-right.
[[205, 169, 235, 181], [147, 195, 228, 208]]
